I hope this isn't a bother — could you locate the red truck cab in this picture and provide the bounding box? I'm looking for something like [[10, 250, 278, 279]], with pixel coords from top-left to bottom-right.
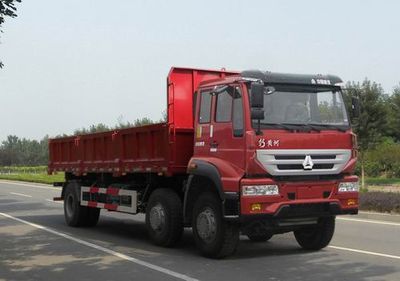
[[49, 67, 359, 258]]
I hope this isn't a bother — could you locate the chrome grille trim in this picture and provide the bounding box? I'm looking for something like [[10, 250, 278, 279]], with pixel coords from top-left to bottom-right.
[[256, 149, 351, 176]]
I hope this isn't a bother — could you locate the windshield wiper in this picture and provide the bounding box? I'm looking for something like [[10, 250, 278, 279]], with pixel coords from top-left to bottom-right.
[[260, 123, 298, 131], [281, 123, 321, 132], [307, 123, 348, 132]]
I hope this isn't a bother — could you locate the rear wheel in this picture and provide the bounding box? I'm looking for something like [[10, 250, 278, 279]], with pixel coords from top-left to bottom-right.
[[294, 216, 335, 250], [64, 182, 100, 227], [247, 232, 273, 242], [145, 188, 183, 247], [192, 192, 239, 259]]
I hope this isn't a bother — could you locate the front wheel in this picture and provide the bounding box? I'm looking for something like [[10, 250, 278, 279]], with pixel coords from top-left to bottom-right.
[[192, 192, 239, 259], [294, 216, 335, 250]]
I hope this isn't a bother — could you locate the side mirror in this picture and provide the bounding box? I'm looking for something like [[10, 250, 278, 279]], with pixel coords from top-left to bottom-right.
[[351, 97, 360, 118], [250, 83, 264, 108]]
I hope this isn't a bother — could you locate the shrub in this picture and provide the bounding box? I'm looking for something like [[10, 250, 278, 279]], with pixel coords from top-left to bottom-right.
[[359, 192, 400, 213], [359, 141, 400, 178]]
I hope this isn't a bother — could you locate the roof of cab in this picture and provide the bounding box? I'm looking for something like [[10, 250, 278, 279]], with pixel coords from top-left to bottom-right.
[[240, 70, 342, 85], [197, 69, 343, 88]]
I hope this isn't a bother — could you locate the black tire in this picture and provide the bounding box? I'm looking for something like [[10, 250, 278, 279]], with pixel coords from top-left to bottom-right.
[[247, 232, 273, 242], [192, 192, 239, 259], [64, 182, 100, 227], [294, 216, 335, 250], [145, 188, 183, 247]]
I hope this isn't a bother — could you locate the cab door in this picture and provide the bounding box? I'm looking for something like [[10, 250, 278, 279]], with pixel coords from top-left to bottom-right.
[[210, 85, 246, 170], [193, 89, 213, 157]]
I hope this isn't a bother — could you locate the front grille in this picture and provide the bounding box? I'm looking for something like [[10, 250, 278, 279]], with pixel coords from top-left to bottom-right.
[[275, 154, 336, 160], [275, 155, 305, 160], [256, 149, 351, 176], [274, 174, 344, 182], [277, 164, 334, 170]]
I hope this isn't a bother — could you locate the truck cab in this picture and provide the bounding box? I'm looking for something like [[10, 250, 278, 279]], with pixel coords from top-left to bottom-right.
[[185, 70, 359, 256]]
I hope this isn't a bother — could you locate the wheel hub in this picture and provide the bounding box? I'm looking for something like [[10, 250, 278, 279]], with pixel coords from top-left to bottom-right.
[[149, 203, 166, 231], [196, 207, 217, 242]]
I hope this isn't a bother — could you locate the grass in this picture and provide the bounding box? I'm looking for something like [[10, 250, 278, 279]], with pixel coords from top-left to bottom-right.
[[0, 166, 47, 174], [365, 177, 400, 186], [0, 173, 64, 185], [363, 177, 400, 193]]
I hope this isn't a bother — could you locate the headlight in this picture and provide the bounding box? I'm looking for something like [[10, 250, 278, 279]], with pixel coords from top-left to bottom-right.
[[338, 182, 359, 192], [242, 185, 279, 196]]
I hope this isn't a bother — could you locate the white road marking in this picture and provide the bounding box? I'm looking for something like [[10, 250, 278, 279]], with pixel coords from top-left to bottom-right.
[[329, 245, 400, 260], [337, 217, 400, 227], [0, 212, 199, 281], [46, 199, 63, 204], [0, 180, 60, 191], [9, 192, 32, 198]]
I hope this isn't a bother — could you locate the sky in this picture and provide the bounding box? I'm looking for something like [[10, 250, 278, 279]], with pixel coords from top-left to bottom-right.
[[0, 0, 399, 141]]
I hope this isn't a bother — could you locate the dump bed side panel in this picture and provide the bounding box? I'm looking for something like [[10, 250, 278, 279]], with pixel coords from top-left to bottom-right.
[[49, 124, 193, 176]]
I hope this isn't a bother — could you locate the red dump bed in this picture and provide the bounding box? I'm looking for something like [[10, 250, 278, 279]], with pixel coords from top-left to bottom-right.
[[48, 67, 238, 177], [48, 124, 193, 176]]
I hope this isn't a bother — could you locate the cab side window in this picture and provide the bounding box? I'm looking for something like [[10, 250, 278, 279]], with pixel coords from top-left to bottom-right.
[[199, 91, 212, 123], [215, 86, 244, 137], [216, 88, 233, 122]]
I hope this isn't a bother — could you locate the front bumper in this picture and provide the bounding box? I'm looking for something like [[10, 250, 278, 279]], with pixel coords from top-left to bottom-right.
[[239, 176, 359, 216], [241, 201, 357, 223]]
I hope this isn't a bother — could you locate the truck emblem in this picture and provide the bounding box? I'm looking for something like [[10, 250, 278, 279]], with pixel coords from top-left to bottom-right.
[[258, 138, 280, 148], [303, 155, 314, 170]]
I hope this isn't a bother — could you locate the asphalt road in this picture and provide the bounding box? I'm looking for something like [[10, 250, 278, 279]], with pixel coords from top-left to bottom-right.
[[0, 180, 399, 281]]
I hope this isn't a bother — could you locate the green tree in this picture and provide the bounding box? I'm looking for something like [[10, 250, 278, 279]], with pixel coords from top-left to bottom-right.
[[0, 0, 22, 68], [345, 79, 388, 187], [74, 123, 110, 135], [386, 85, 400, 142], [116, 117, 155, 129], [39, 135, 49, 164], [0, 135, 50, 166], [133, 117, 154, 127], [0, 135, 20, 165]]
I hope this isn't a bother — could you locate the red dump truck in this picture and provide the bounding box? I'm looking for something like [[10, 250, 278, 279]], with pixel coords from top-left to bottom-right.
[[49, 67, 360, 258]]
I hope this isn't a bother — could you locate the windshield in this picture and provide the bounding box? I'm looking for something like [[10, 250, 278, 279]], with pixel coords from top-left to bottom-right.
[[251, 86, 349, 129]]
